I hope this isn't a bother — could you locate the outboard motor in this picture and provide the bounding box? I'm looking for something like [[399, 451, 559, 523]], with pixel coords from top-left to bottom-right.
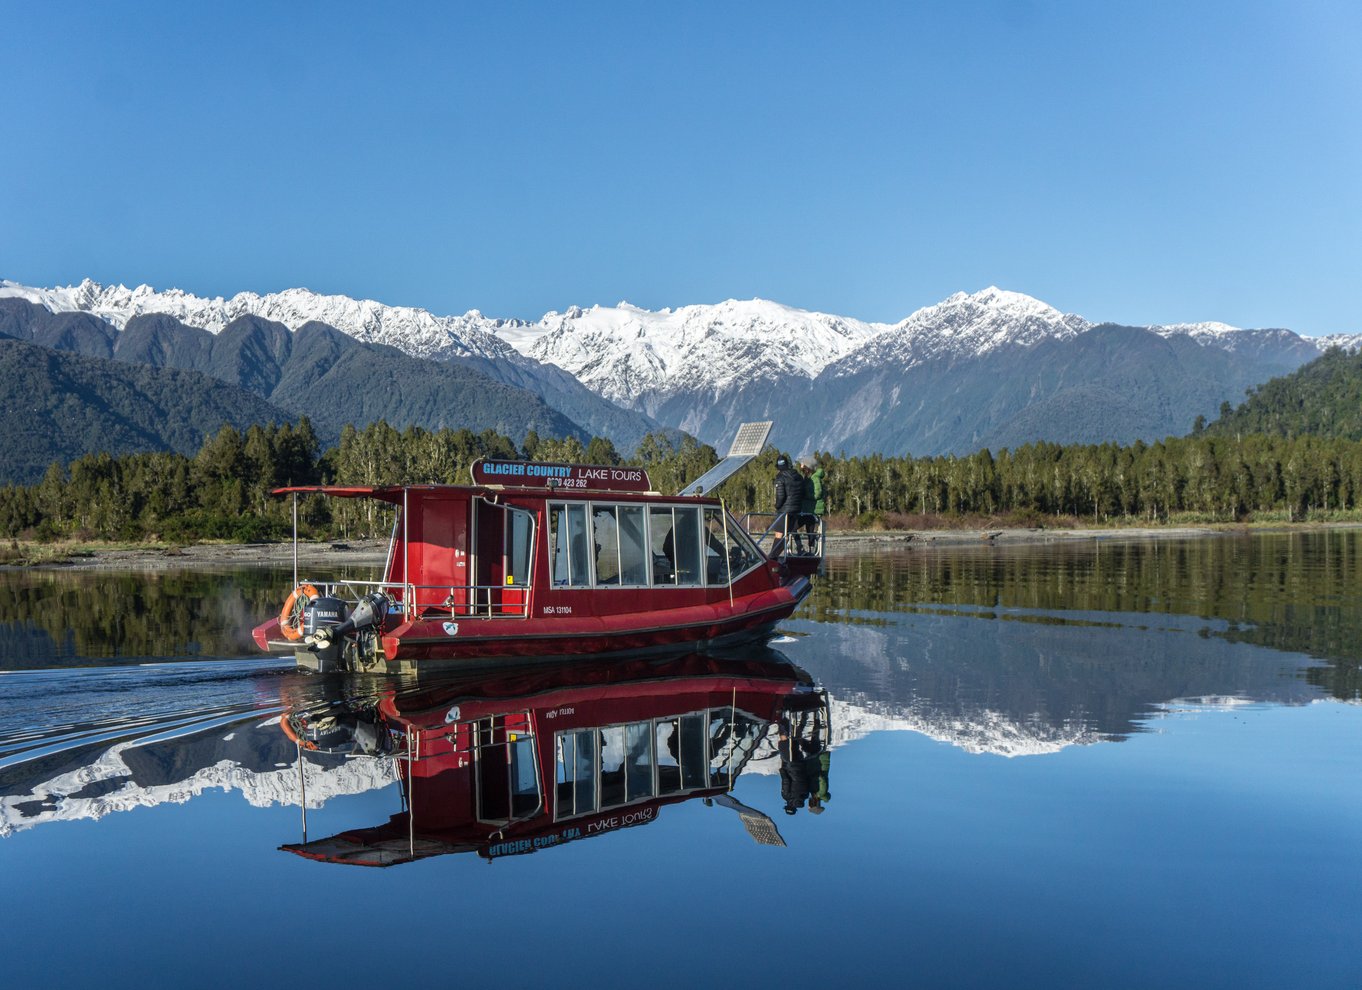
[[303, 595, 349, 640], [303, 592, 389, 673], [314, 592, 389, 643], [301, 594, 349, 672]]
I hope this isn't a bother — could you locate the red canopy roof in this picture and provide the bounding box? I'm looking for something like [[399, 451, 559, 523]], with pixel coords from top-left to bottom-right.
[[271, 485, 408, 503]]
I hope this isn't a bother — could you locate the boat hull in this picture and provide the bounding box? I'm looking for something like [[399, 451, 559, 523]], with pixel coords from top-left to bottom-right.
[[253, 578, 810, 667]]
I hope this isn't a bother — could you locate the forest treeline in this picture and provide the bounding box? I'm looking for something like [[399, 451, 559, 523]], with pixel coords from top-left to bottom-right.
[[4, 416, 1362, 545]]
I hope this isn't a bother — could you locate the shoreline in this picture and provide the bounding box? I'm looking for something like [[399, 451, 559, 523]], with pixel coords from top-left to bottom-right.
[[827, 520, 1362, 550], [13, 520, 1362, 571]]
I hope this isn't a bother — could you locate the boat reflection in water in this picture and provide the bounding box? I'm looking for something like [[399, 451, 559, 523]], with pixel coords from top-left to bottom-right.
[[281, 651, 830, 866]]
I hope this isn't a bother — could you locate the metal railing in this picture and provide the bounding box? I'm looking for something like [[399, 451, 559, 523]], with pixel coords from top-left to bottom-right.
[[738, 512, 825, 560], [301, 578, 531, 620]]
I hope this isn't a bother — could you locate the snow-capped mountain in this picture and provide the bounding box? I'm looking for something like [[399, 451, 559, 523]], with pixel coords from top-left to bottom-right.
[[824, 287, 1090, 379], [518, 298, 881, 410], [0, 277, 524, 361], [7, 276, 1360, 457], [0, 278, 664, 448]]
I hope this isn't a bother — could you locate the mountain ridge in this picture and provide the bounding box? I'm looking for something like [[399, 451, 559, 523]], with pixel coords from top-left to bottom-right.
[[0, 298, 615, 459], [7, 277, 1360, 457], [0, 280, 666, 449]]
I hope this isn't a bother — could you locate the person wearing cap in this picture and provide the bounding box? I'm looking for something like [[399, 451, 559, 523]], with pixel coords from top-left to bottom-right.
[[772, 455, 804, 556]]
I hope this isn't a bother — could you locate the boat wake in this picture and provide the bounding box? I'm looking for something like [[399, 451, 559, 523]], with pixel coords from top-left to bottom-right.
[[0, 660, 401, 837]]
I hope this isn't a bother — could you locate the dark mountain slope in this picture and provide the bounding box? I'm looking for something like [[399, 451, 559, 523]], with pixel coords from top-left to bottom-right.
[[0, 337, 296, 484], [447, 350, 669, 452], [2, 299, 589, 445], [782, 324, 1314, 456], [0, 299, 117, 357], [116, 312, 585, 443], [273, 320, 586, 440]]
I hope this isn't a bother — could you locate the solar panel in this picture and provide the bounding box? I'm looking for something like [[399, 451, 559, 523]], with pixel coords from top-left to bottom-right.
[[678, 421, 774, 496], [727, 421, 772, 458]]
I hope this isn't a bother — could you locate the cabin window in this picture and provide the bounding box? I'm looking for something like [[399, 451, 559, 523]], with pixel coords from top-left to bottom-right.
[[648, 507, 678, 585], [649, 506, 702, 587], [624, 721, 654, 801], [680, 712, 708, 788], [656, 712, 708, 795], [588, 505, 649, 587], [552, 501, 742, 590], [617, 505, 649, 586], [599, 725, 626, 807], [596, 722, 654, 808], [549, 503, 591, 587], [591, 506, 620, 584], [505, 506, 534, 587]]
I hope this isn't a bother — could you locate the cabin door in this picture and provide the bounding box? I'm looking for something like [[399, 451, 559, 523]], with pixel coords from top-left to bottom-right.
[[472, 500, 535, 617]]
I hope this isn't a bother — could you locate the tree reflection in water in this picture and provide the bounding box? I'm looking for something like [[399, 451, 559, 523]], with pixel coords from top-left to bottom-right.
[[807, 530, 1362, 699], [0, 564, 373, 668]]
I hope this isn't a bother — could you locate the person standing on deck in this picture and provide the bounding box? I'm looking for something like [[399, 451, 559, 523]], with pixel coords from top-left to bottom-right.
[[797, 457, 825, 555], [772, 455, 803, 556]]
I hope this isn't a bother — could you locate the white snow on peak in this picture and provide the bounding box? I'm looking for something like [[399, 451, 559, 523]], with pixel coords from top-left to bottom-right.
[[829, 286, 1091, 377], [1152, 320, 1243, 340], [1148, 320, 1265, 354], [0, 278, 525, 362], [517, 297, 886, 405], [1317, 332, 1362, 353]]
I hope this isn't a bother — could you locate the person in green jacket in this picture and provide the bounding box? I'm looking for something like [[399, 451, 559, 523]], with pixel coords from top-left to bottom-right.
[[797, 458, 826, 554]]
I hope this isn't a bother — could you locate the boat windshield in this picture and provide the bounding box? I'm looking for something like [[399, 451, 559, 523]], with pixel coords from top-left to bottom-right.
[[702, 506, 761, 583]]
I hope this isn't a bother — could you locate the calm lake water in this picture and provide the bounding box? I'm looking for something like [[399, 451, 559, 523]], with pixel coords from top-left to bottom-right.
[[2, 532, 1361, 988]]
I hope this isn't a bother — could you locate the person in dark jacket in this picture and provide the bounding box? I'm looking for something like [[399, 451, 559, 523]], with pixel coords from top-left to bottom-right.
[[772, 456, 804, 556]]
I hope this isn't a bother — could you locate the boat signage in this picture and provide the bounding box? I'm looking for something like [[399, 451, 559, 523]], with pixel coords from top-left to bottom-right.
[[471, 459, 653, 492], [483, 807, 658, 858]]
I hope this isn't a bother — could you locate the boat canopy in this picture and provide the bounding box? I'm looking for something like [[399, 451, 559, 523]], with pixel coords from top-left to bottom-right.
[[272, 485, 411, 504]]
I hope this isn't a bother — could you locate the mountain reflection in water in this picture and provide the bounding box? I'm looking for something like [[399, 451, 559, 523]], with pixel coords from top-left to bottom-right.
[[3, 531, 1358, 840]]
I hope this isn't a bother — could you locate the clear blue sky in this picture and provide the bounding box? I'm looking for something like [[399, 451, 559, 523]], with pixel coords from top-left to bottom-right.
[[2, 1, 1359, 333]]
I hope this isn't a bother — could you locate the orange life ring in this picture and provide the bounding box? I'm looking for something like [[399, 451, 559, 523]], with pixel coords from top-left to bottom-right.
[[279, 583, 320, 641]]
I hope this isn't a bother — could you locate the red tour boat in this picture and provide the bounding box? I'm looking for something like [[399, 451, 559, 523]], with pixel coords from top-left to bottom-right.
[[252, 423, 820, 672]]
